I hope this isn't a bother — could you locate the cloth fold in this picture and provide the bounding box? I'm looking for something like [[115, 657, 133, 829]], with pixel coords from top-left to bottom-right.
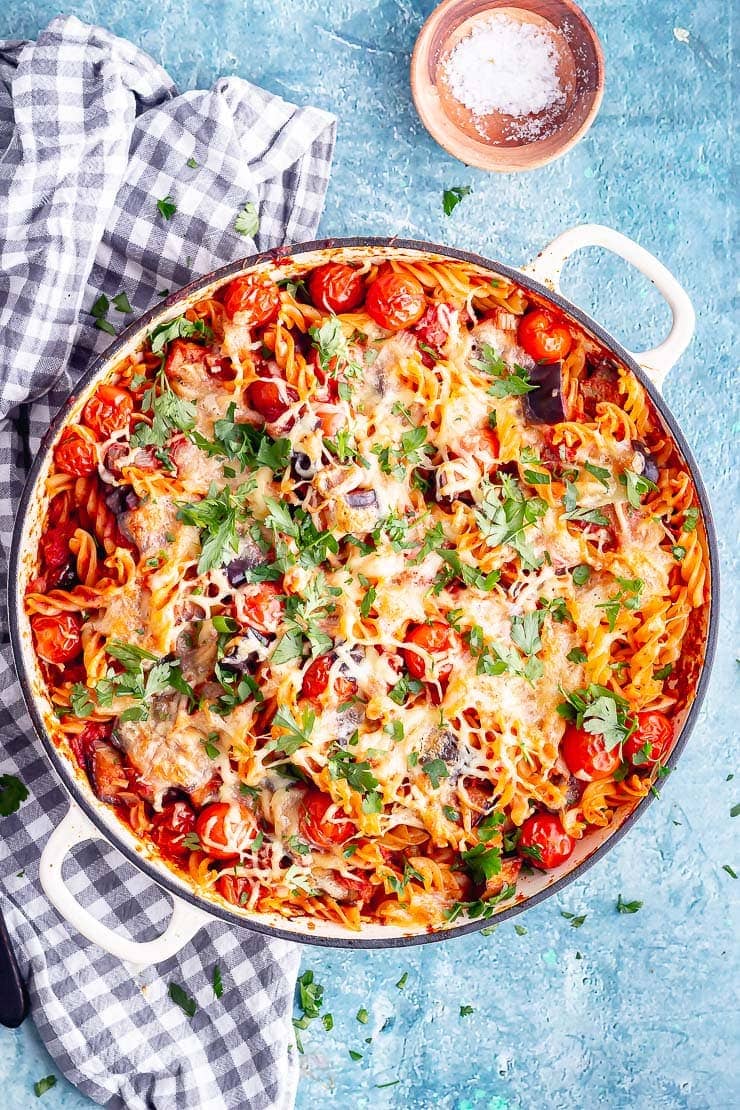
[[0, 14, 335, 1109]]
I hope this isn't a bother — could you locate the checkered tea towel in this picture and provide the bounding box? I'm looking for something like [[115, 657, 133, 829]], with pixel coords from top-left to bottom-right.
[[0, 14, 335, 1109]]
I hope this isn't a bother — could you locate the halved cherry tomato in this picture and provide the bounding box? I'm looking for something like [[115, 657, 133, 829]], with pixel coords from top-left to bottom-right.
[[517, 812, 574, 869], [217, 872, 255, 907], [237, 581, 285, 635], [302, 654, 333, 698], [307, 263, 366, 314], [31, 612, 82, 664], [40, 524, 75, 569], [517, 309, 573, 364], [151, 802, 197, 862], [82, 384, 134, 437], [222, 274, 282, 325], [623, 710, 673, 767], [299, 789, 355, 848], [365, 267, 426, 331], [402, 621, 454, 680], [246, 379, 298, 422], [195, 802, 259, 859], [301, 653, 358, 702], [54, 427, 98, 477], [562, 724, 621, 782], [413, 302, 454, 356]]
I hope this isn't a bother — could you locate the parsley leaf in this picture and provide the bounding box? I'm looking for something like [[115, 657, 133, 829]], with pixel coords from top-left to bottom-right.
[[168, 981, 197, 1017], [234, 201, 260, 237], [270, 707, 316, 757], [157, 195, 177, 220], [558, 684, 634, 750], [511, 610, 545, 656], [442, 185, 472, 215], [572, 564, 591, 586], [112, 292, 133, 314], [69, 683, 94, 718], [620, 468, 657, 509], [422, 758, 449, 789], [148, 314, 212, 358], [560, 911, 587, 928], [472, 344, 536, 398], [459, 1004, 475, 1017], [33, 1076, 57, 1098], [212, 964, 224, 999], [461, 841, 501, 884], [328, 748, 382, 812], [0, 774, 29, 817], [683, 506, 699, 532], [177, 484, 249, 574], [475, 477, 546, 570], [616, 894, 643, 914]]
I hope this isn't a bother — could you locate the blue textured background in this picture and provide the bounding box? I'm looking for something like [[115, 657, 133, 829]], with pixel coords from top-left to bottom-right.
[[1, 3, 737, 1108]]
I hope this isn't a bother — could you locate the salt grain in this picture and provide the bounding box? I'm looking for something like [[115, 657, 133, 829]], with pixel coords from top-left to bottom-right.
[[442, 14, 564, 121]]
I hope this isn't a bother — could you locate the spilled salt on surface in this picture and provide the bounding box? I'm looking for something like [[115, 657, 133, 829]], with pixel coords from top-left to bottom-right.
[[442, 13, 565, 124]]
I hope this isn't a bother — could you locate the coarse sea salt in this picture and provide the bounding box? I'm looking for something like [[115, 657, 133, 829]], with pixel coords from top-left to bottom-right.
[[442, 14, 564, 122]]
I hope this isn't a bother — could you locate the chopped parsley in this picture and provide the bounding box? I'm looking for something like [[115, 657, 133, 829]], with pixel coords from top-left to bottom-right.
[[683, 507, 699, 532], [557, 684, 634, 750], [616, 894, 643, 914], [90, 292, 116, 335], [459, 1004, 475, 1017], [177, 483, 252, 575], [572, 564, 591, 586], [654, 663, 673, 680], [442, 185, 472, 215], [475, 475, 547, 570], [328, 748, 382, 813], [212, 964, 224, 999], [422, 758, 449, 790], [566, 647, 588, 664], [0, 774, 29, 817], [560, 910, 587, 928], [270, 707, 316, 757], [157, 194, 177, 220], [33, 1076, 57, 1098], [372, 425, 432, 479], [356, 1007, 369, 1024], [234, 200, 259, 237], [168, 981, 197, 1017], [309, 315, 361, 379], [395, 972, 408, 989], [620, 468, 657, 509], [511, 610, 545, 656], [596, 575, 644, 631], [389, 674, 424, 705], [472, 344, 536, 398], [584, 461, 611, 488], [69, 683, 94, 718]]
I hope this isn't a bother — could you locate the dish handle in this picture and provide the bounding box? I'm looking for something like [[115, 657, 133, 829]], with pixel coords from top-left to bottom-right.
[[39, 804, 211, 968], [522, 224, 695, 391]]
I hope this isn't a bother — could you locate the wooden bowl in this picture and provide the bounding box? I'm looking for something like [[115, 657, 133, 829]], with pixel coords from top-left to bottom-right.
[[411, 0, 605, 171]]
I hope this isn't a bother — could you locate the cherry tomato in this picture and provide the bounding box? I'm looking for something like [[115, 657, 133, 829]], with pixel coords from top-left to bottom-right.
[[299, 789, 355, 848], [222, 274, 282, 326], [517, 813, 575, 870], [82, 385, 134, 438], [31, 612, 83, 664], [54, 427, 98, 477], [307, 263, 366, 314], [246, 379, 298, 422], [217, 872, 255, 906], [151, 802, 197, 862], [237, 581, 285, 635], [195, 802, 259, 859], [365, 267, 427, 331], [40, 524, 75, 569], [562, 724, 622, 782], [413, 303, 454, 355], [301, 653, 357, 701], [402, 621, 454, 680], [623, 710, 673, 767], [517, 309, 573, 364]]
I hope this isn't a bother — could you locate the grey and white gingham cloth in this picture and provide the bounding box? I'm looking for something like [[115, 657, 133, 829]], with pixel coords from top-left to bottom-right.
[[0, 15, 335, 1109]]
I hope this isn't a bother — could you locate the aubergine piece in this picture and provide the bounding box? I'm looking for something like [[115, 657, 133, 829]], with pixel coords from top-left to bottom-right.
[[87, 740, 128, 805], [290, 451, 320, 482], [225, 538, 269, 588], [344, 488, 379, 510], [220, 629, 270, 674], [104, 484, 140, 516], [580, 355, 621, 417], [631, 440, 659, 484], [525, 361, 566, 424]]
